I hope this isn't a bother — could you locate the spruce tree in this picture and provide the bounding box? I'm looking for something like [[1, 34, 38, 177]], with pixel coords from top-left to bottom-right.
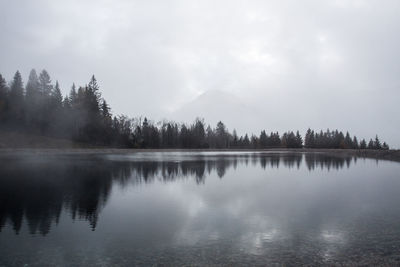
[[352, 136, 359, 149], [243, 134, 250, 148], [259, 130, 267, 148], [215, 121, 228, 148], [69, 83, 77, 106], [0, 74, 8, 123], [295, 131, 303, 148], [231, 129, 239, 148], [25, 69, 41, 130], [25, 69, 40, 104], [382, 142, 389, 150], [63, 95, 71, 109], [360, 139, 367, 149], [367, 139, 374, 149], [38, 70, 53, 97], [305, 128, 314, 148], [374, 135, 382, 149], [9, 71, 25, 125], [344, 132, 353, 149], [52, 81, 63, 108], [192, 118, 206, 148]]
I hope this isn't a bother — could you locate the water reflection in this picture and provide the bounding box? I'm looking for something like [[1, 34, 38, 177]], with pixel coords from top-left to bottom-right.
[[0, 152, 355, 235], [0, 152, 357, 236], [1, 152, 400, 266]]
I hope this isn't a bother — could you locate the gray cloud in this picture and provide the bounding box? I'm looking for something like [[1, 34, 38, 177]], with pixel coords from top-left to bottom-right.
[[0, 0, 399, 146]]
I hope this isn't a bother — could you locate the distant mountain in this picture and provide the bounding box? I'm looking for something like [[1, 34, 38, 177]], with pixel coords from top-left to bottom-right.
[[169, 90, 268, 135]]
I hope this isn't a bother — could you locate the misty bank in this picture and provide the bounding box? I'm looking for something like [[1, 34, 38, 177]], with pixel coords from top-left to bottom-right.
[[0, 147, 399, 164]]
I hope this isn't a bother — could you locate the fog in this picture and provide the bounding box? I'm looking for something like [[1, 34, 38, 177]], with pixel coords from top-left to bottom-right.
[[0, 0, 399, 147]]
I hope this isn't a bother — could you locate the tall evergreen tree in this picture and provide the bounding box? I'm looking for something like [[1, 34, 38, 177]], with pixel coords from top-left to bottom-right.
[[25, 69, 41, 130], [38, 70, 52, 97], [251, 135, 259, 148], [367, 139, 374, 149], [259, 130, 267, 148], [374, 135, 382, 149], [206, 125, 215, 148], [382, 142, 389, 150], [215, 121, 228, 148], [52, 81, 63, 108], [25, 69, 40, 104], [191, 118, 206, 148], [0, 74, 8, 123], [295, 131, 303, 148], [69, 83, 77, 105], [344, 132, 353, 149], [231, 129, 239, 148], [352, 136, 359, 149], [242, 134, 250, 148], [305, 128, 315, 148], [9, 71, 25, 125], [63, 95, 71, 109], [360, 139, 367, 149]]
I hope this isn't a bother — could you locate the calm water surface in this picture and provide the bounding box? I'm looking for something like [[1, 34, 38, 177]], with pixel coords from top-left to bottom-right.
[[1, 151, 400, 266]]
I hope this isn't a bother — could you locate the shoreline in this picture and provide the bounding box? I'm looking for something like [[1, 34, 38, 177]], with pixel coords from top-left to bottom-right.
[[0, 148, 399, 163]]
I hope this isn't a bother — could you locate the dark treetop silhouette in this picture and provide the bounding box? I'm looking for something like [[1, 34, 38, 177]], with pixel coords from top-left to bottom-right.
[[0, 69, 389, 149]]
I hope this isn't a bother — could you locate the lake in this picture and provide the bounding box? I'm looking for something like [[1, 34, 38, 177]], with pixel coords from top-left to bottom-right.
[[1, 151, 400, 266]]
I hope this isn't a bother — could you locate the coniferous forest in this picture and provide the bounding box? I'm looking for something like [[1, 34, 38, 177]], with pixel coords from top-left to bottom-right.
[[0, 69, 390, 150]]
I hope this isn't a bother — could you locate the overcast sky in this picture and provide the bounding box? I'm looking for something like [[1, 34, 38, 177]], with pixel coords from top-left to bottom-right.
[[0, 0, 399, 147]]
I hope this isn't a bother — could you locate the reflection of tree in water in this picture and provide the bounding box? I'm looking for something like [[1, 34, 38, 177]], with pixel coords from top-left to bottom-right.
[[0, 152, 353, 235], [304, 153, 355, 171], [0, 156, 115, 235]]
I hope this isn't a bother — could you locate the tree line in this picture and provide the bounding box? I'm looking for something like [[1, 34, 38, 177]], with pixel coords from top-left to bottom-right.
[[0, 69, 390, 149]]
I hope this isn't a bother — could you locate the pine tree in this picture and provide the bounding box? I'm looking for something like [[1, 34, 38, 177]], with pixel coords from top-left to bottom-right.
[[206, 125, 215, 148], [192, 118, 206, 148], [101, 100, 111, 119], [38, 70, 53, 97], [25, 69, 40, 104], [25, 69, 41, 130], [382, 142, 389, 150], [367, 139, 374, 149], [305, 128, 315, 148], [87, 75, 101, 109], [52, 81, 63, 108], [9, 71, 25, 125], [259, 130, 267, 148], [141, 117, 150, 148], [344, 132, 353, 149], [180, 124, 190, 148], [215, 121, 228, 148], [243, 134, 250, 148], [374, 135, 382, 149], [271, 132, 281, 147], [231, 129, 239, 148], [360, 139, 367, 149], [295, 131, 303, 148], [63, 95, 71, 109], [0, 74, 8, 123], [69, 83, 77, 106], [352, 136, 359, 149]]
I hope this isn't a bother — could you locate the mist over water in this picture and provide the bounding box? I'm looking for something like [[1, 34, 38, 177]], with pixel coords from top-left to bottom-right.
[[1, 152, 400, 266]]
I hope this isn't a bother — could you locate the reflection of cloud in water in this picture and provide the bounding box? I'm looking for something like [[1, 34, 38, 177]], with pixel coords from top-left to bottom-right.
[[239, 215, 279, 255], [240, 228, 279, 256], [1, 152, 400, 265], [320, 230, 347, 262], [0, 151, 383, 237], [321, 230, 346, 244]]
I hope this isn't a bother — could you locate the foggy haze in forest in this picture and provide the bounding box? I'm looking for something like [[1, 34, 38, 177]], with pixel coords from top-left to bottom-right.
[[1, 0, 399, 147]]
